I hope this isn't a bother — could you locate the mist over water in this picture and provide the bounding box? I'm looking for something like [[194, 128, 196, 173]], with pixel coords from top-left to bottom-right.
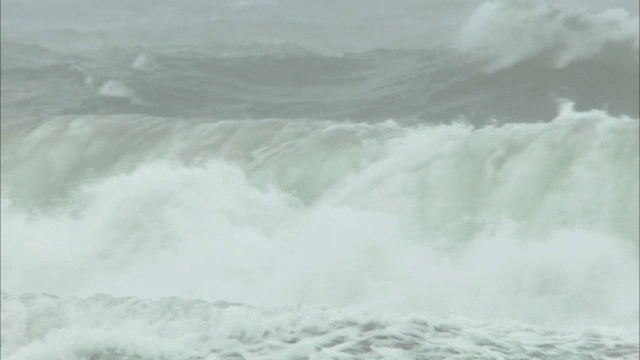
[[1, 1, 639, 359]]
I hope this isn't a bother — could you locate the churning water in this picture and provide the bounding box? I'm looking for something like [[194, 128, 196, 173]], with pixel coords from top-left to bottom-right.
[[1, 0, 639, 359]]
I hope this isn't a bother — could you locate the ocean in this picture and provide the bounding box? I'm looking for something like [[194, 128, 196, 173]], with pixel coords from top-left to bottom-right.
[[1, 0, 639, 359]]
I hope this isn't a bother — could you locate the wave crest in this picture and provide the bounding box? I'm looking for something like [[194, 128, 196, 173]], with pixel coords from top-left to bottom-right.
[[458, 0, 639, 71]]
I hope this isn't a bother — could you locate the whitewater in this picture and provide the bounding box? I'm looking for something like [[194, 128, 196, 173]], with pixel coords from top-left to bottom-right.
[[1, 0, 639, 359]]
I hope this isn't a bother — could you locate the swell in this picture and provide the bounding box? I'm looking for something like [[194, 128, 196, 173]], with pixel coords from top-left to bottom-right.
[[2, 1, 638, 121], [2, 43, 638, 121]]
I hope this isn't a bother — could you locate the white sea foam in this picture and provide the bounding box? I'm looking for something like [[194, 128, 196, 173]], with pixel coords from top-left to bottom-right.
[[131, 53, 158, 71], [98, 80, 136, 99], [458, 0, 639, 71], [2, 105, 637, 336], [1, 1, 638, 356], [1, 293, 637, 359]]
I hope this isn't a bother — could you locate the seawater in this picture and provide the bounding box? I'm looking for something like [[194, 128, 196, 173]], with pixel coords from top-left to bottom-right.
[[1, 1, 638, 359]]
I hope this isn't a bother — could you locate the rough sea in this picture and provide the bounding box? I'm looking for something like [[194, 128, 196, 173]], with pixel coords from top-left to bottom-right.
[[1, 0, 639, 359]]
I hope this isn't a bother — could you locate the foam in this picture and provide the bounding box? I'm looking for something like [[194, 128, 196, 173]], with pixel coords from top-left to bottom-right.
[[131, 53, 159, 71], [1, 293, 637, 359], [1, 105, 637, 331], [458, 0, 639, 71], [98, 79, 136, 99]]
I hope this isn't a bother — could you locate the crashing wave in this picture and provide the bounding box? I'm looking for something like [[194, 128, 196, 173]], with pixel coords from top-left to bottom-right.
[[457, 0, 639, 71]]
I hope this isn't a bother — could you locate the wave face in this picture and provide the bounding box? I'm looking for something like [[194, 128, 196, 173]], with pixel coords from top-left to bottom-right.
[[1, 0, 639, 359]]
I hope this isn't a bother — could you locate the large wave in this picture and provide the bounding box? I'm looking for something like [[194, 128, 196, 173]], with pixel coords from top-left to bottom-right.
[[2, 104, 638, 330], [2, 1, 638, 358]]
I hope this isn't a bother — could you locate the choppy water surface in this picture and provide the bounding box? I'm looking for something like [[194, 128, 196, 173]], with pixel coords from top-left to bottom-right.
[[1, 0, 638, 359]]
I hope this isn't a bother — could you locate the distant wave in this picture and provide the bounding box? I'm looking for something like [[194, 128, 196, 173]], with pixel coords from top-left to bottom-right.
[[2, 1, 638, 121], [2, 43, 638, 121], [457, 0, 639, 71]]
